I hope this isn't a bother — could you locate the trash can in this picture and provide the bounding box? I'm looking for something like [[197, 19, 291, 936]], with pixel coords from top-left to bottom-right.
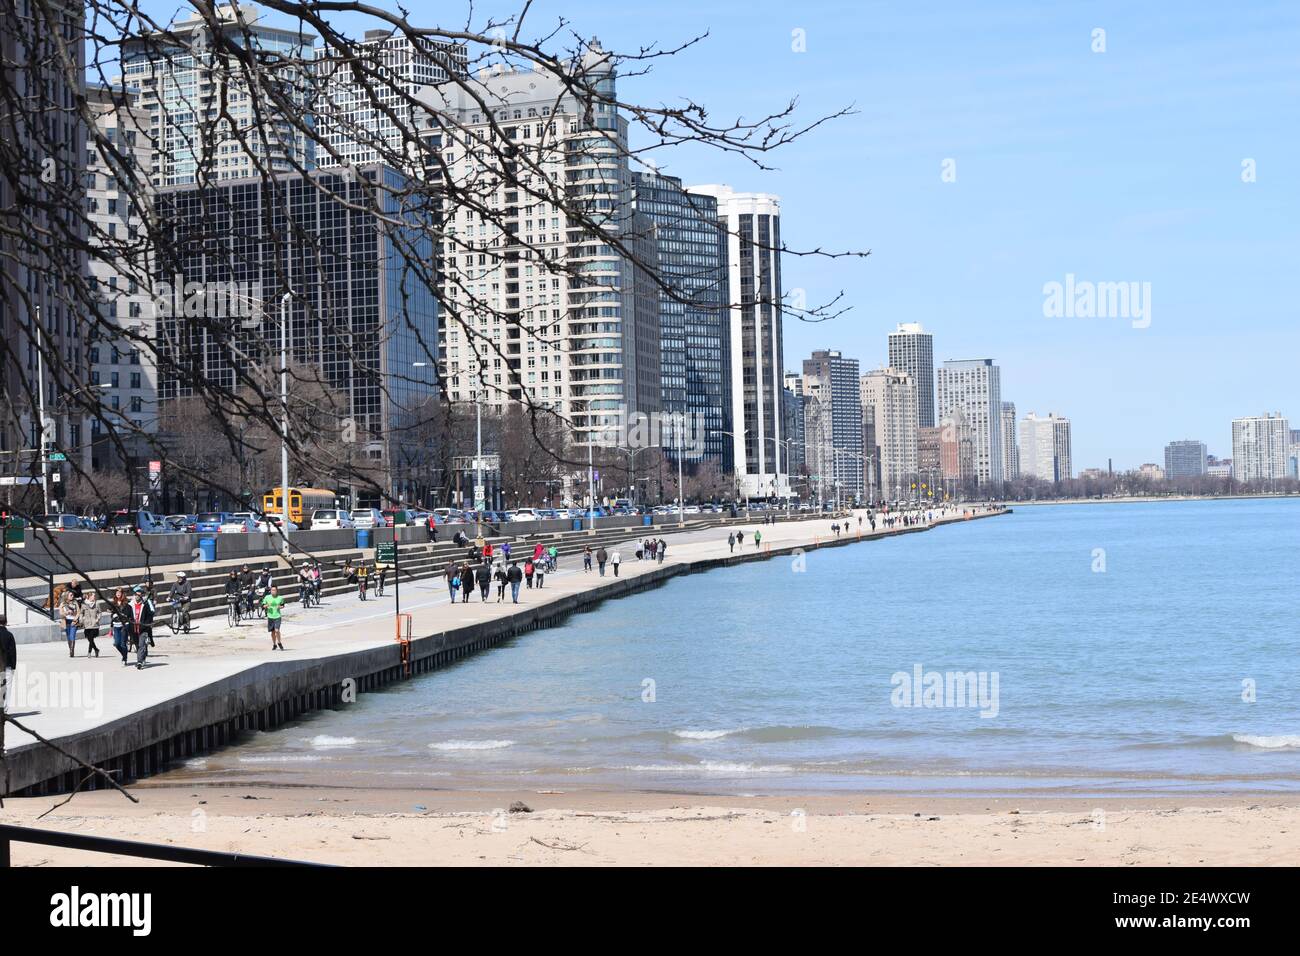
[[356, 528, 372, 549], [198, 537, 217, 563], [571, 518, 583, 531], [642, 515, 653, 527]]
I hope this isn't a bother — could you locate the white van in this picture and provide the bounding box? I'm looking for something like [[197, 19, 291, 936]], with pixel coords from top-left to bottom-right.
[[311, 509, 355, 530]]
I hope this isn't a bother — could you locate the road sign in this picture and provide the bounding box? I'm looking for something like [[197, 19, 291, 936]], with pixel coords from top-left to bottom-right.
[[375, 543, 396, 564], [4, 519, 25, 548], [47, 452, 66, 462]]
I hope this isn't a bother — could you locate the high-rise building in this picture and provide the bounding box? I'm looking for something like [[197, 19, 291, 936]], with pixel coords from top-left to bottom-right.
[[1, 0, 89, 473], [314, 29, 466, 169], [1000, 401, 1019, 479], [938, 414, 975, 484], [803, 350, 863, 500], [936, 359, 1003, 485], [782, 372, 806, 486], [917, 425, 943, 494], [631, 170, 727, 464], [888, 323, 935, 427], [86, 83, 156, 471], [121, 5, 317, 187], [688, 184, 786, 497], [1164, 440, 1207, 479], [1231, 413, 1289, 481], [860, 367, 918, 501], [154, 166, 438, 477], [420, 45, 662, 444], [1019, 412, 1072, 482]]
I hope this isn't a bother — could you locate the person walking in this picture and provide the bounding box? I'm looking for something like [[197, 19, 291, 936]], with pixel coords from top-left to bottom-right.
[[461, 563, 475, 603], [129, 587, 154, 670], [534, 558, 546, 589], [507, 561, 523, 603], [426, 513, 438, 542], [657, 539, 666, 564], [727, 532, 735, 553], [59, 586, 80, 658], [754, 529, 762, 550], [446, 562, 460, 602], [494, 563, 508, 602], [110, 588, 132, 664], [611, 549, 621, 577], [736, 530, 745, 548], [524, 558, 535, 588], [262, 584, 286, 651], [479, 560, 492, 601], [583, 546, 593, 572], [596, 546, 608, 576], [0, 614, 15, 707], [81, 589, 104, 658]]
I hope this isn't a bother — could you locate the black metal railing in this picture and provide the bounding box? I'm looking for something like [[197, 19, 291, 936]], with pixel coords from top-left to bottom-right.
[[0, 823, 328, 867]]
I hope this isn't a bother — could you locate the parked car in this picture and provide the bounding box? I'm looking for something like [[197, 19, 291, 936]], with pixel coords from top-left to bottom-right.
[[218, 516, 260, 534], [108, 510, 166, 534], [36, 513, 89, 532], [257, 514, 299, 533], [164, 513, 196, 532], [311, 509, 355, 530], [195, 512, 232, 533], [433, 507, 466, 524], [352, 507, 385, 529], [510, 508, 538, 522]]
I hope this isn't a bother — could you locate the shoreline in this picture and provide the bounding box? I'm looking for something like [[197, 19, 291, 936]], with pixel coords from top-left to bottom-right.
[[5, 784, 1297, 866], [1002, 493, 1298, 506]]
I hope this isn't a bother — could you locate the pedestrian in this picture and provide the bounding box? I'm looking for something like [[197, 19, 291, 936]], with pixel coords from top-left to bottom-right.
[[0, 614, 16, 705], [110, 588, 131, 664], [611, 549, 621, 576], [534, 559, 545, 588], [583, 546, 593, 572], [547, 545, 558, 571], [262, 584, 286, 651], [495, 563, 508, 602], [81, 589, 104, 658], [657, 539, 666, 564], [426, 513, 438, 542], [754, 529, 762, 549], [596, 546, 608, 576], [462, 563, 475, 603], [501, 541, 512, 562], [736, 530, 744, 547], [479, 560, 492, 601], [524, 559, 535, 588], [728, 532, 735, 553], [59, 586, 80, 657], [446, 561, 460, 602], [129, 587, 153, 670], [507, 561, 523, 603]]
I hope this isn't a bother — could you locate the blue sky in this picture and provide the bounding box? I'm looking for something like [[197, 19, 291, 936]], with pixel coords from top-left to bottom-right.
[[132, 1, 1299, 468]]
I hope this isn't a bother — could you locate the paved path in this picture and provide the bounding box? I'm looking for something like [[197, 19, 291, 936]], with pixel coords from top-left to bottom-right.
[[1, 509, 1000, 758]]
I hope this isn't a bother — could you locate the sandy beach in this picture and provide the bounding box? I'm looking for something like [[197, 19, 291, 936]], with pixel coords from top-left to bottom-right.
[[4, 786, 1298, 866]]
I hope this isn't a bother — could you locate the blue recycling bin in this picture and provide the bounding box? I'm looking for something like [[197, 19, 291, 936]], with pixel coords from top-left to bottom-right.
[[198, 537, 216, 562], [642, 515, 653, 526], [571, 518, 583, 531], [356, 528, 372, 549]]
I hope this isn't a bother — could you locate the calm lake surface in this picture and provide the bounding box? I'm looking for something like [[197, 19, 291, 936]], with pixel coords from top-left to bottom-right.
[[162, 499, 1300, 795]]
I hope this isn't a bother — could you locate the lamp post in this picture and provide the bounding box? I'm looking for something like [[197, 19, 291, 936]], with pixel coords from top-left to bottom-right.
[[711, 428, 750, 511], [279, 291, 292, 556]]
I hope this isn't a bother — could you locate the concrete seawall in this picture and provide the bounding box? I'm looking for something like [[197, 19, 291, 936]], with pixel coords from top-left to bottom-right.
[[2, 510, 1008, 796]]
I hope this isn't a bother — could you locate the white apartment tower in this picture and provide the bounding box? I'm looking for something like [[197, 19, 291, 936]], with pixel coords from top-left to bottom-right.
[[688, 184, 787, 498], [888, 323, 935, 428], [860, 368, 919, 500], [418, 44, 662, 444], [1000, 401, 1019, 480], [1018, 412, 1072, 482], [314, 29, 467, 168], [1232, 413, 1289, 481], [120, 5, 317, 187], [936, 359, 1003, 485]]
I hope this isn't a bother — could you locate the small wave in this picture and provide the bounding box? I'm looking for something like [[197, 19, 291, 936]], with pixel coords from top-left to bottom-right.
[[621, 761, 794, 775], [307, 735, 358, 749], [238, 754, 325, 764], [184, 758, 208, 770], [674, 729, 742, 740], [429, 739, 514, 752], [1232, 734, 1300, 750]]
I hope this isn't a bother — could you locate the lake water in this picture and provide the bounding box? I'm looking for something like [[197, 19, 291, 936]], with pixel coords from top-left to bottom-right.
[[163, 499, 1300, 796]]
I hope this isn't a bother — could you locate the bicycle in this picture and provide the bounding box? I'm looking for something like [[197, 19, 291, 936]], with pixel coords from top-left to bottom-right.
[[226, 595, 241, 628], [168, 600, 190, 635]]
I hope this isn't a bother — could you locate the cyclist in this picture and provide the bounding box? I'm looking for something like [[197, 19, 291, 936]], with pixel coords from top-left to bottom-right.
[[357, 562, 370, 601], [376, 562, 389, 597], [224, 570, 242, 625], [310, 561, 323, 603], [297, 563, 314, 606], [168, 571, 193, 633]]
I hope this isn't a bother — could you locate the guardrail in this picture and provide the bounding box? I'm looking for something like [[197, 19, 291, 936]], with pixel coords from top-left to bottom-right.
[[2, 541, 55, 620], [0, 823, 327, 867]]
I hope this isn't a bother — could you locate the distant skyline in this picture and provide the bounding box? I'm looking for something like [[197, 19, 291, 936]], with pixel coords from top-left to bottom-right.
[[129, 0, 1299, 468]]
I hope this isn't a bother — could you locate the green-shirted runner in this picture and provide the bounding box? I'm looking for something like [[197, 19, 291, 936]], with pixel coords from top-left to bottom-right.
[[262, 585, 286, 650]]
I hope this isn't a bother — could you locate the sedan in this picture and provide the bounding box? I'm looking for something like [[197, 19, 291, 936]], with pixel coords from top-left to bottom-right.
[[218, 517, 260, 534], [352, 508, 386, 529], [36, 514, 89, 532], [257, 514, 299, 533]]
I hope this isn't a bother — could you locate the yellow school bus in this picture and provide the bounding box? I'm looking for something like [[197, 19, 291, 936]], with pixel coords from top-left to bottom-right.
[[262, 487, 337, 528]]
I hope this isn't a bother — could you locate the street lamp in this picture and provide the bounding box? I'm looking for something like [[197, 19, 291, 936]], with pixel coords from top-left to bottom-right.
[[711, 428, 750, 511], [278, 291, 292, 556]]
